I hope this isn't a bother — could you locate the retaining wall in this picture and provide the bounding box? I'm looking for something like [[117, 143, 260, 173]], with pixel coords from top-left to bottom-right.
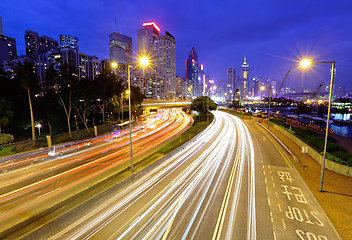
[[273, 124, 352, 177]]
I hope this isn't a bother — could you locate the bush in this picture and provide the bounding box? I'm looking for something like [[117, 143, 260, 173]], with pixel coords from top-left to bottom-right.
[[0, 146, 16, 156], [0, 134, 14, 145]]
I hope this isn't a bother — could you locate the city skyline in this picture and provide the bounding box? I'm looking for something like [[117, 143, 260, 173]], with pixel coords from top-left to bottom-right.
[[1, 0, 352, 92]]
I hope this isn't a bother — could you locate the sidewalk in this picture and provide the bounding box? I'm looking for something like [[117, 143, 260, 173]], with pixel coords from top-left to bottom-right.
[[267, 122, 352, 240]]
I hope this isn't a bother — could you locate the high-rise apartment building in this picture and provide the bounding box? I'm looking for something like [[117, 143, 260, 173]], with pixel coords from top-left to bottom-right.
[[227, 67, 236, 101], [241, 57, 249, 98], [25, 30, 58, 56], [0, 17, 17, 65], [0, 35, 17, 64], [185, 47, 200, 97], [88, 55, 102, 80]]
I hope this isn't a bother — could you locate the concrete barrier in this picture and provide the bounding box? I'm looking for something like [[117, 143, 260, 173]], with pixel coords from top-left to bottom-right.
[[273, 124, 352, 177]]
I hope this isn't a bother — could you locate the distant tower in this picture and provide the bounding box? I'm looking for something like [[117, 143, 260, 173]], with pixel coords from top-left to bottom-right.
[[241, 57, 249, 98], [185, 47, 200, 97], [227, 67, 236, 101]]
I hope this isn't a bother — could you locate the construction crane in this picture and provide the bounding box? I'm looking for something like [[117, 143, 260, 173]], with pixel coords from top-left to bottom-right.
[[309, 83, 323, 100], [277, 70, 290, 97]]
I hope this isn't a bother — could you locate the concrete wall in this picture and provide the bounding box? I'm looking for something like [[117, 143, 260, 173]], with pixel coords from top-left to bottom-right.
[[273, 124, 352, 177]]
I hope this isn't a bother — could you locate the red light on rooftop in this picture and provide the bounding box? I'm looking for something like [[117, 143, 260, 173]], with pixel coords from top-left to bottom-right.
[[143, 22, 161, 32]]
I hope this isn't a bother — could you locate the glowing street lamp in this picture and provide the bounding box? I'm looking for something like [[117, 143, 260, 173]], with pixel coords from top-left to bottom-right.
[[36, 123, 42, 136], [300, 59, 335, 192], [111, 56, 150, 172]]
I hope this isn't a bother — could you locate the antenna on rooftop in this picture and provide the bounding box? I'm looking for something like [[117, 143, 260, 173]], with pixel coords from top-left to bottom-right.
[[115, 18, 119, 33]]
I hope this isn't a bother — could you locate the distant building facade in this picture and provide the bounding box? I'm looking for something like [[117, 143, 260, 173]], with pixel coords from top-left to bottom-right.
[[25, 30, 58, 56], [227, 67, 235, 101], [60, 35, 79, 50], [156, 31, 176, 99], [185, 47, 199, 98], [241, 57, 249, 98], [109, 32, 132, 64]]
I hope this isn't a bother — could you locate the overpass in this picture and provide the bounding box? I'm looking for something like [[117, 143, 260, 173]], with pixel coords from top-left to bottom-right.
[[141, 100, 191, 115]]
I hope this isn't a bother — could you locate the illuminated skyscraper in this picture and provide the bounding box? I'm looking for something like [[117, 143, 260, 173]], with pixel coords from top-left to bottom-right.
[[241, 57, 249, 98], [156, 31, 176, 99], [185, 47, 199, 97], [136, 22, 176, 99], [227, 67, 235, 101], [136, 22, 162, 98]]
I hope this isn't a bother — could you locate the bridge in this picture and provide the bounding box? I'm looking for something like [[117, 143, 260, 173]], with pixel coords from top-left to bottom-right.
[[141, 100, 191, 115]]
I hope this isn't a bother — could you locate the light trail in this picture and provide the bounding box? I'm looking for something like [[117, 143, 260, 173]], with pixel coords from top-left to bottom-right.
[[51, 110, 257, 240], [0, 108, 191, 237]]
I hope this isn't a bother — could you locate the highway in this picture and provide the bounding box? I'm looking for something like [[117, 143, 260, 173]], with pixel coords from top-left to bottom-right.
[[1, 110, 341, 239], [0, 108, 191, 238]]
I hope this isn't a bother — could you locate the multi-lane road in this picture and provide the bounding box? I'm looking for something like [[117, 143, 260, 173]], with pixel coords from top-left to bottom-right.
[[0, 110, 341, 239]]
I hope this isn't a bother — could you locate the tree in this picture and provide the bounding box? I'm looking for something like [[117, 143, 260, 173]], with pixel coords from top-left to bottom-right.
[[0, 98, 14, 134], [190, 96, 217, 119], [54, 64, 78, 138], [94, 66, 117, 125], [15, 61, 38, 147]]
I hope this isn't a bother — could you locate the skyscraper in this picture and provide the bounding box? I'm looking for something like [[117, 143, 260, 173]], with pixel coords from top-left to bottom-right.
[[227, 67, 236, 101], [136, 22, 161, 98], [156, 31, 176, 99], [136, 22, 176, 99], [185, 47, 199, 97], [109, 32, 132, 64], [241, 57, 249, 98]]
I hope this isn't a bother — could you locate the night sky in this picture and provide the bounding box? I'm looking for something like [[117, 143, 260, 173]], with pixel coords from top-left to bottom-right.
[[1, 0, 352, 92]]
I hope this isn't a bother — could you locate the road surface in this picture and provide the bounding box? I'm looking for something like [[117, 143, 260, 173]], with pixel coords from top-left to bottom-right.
[[1, 110, 340, 239]]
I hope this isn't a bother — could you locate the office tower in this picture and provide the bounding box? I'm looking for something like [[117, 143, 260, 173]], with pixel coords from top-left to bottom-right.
[[241, 57, 249, 98], [109, 32, 132, 64], [227, 67, 235, 101], [25, 30, 58, 56], [156, 31, 176, 99], [137, 22, 160, 58], [60, 35, 79, 50], [185, 47, 199, 97], [136, 22, 163, 99], [199, 64, 206, 96]]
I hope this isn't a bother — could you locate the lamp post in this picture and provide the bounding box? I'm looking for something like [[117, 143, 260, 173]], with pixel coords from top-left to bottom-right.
[[36, 123, 42, 136], [300, 59, 335, 192], [112, 57, 149, 172]]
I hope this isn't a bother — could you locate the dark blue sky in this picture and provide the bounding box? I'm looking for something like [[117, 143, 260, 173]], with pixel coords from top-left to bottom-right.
[[1, 0, 352, 92]]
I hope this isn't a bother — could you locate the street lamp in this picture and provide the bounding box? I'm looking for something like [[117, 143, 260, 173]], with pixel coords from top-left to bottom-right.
[[300, 59, 335, 192], [36, 123, 42, 136], [111, 56, 149, 172]]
